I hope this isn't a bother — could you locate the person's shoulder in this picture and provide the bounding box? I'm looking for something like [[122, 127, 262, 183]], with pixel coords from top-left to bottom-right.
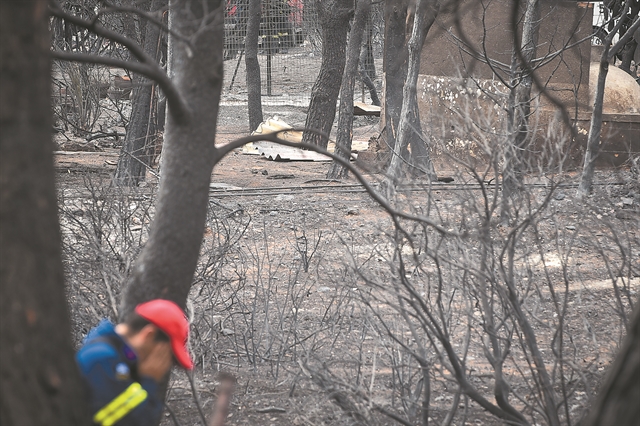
[[83, 318, 116, 343], [77, 320, 121, 371], [77, 339, 119, 369]]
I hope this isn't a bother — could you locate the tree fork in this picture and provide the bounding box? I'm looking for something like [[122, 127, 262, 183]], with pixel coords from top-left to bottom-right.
[[120, 0, 224, 317], [384, 0, 440, 193], [327, 0, 372, 179]]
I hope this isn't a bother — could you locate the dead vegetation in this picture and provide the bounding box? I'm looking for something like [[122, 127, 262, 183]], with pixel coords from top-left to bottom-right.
[[58, 139, 638, 425], [52, 20, 638, 422]]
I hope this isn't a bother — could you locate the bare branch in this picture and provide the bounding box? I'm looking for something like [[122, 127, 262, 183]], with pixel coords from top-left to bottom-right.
[[50, 1, 149, 63], [96, 0, 193, 47], [49, 1, 189, 125], [608, 16, 640, 61], [50, 50, 189, 125], [215, 131, 457, 236]]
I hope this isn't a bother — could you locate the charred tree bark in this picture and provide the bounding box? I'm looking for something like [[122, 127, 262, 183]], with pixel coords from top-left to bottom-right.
[[619, 37, 638, 74], [300, 0, 353, 148], [617, 1, 640, 75], [245, 0, 263, 132], [383, 0, 409, 154], [359, 67, 381, 106], [385, 0, 440, 190], [578, 50, 610, 198], [327, 0, 371, 179], [581, 298, 640, 426], [578, 4, 639, 197], [115, 0, 165, 186], [0, 1, 90, 423], [121, 0, 224, 317], [500, 0, 541, 221]]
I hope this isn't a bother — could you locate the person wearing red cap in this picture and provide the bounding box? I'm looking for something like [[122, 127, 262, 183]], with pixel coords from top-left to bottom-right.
[[76, 299, 193, 426]]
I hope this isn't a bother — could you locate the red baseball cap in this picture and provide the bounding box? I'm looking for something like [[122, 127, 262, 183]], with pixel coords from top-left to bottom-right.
[[135, 299, 194, 370]]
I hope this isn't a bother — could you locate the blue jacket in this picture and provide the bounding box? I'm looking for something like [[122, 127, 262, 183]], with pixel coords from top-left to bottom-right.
[[76, 319, 163, 426]]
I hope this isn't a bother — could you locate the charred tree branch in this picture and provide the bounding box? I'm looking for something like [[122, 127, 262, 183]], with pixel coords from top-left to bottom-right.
[[49, 50, 189, 125], [95, 1, 193, 47], [216, 130, 455, 236], [49, 2, 189, 125]]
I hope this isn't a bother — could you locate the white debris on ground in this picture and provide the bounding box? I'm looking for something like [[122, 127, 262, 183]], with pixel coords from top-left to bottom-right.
[[242, 116, 369, 161]]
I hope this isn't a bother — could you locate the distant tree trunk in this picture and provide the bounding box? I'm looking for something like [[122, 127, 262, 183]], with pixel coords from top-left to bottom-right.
[[619, 37, 638, 74], [385, 0, 440, 189], [0, 1, 90, 424], [617, 1, 640, 75], [578, 6, 639, 197], [383, 0, 409, 154], [245, 0, 263, 132], [358, 67, 380, 106], [501, 0, 540, 221], [358, 14, 380, 106], [360, 15, 376, 82], [120, 0, 224, 317], [300, 0, 353, 148], [327, 0, 371, 179], [115, 0, 165, 186], [577, 48, 610, 198]]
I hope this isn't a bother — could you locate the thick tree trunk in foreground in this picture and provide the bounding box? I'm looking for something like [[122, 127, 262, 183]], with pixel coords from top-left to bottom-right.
[[385, 0, 440, 189], [501, 0, 540, 221], [383, 0, 409, 153], [121, 0, 224, 317], [327, 0, 371, 179], [115, 0, 165, 186], [0, 1, 89, 424], [301, 0, 352, 148], [582, 299, 640, 426], [245, 0, 263, 132]]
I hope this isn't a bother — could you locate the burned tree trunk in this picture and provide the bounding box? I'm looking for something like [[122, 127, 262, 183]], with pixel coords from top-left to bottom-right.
[[383, 0, 409, 154], [619, 36, 638, 75], [578, 49, 610, 198], [300, 0, 353, 148], [617, 1, 640, 75], [327, 0, 371, 179], [578, 5, 639, 197], [0, 1, 90, 423], [245, 0, 263, 132], [385, 0, 440, 189], [500, 0, 541, 221], [359, 14, 380, 107], [582, 300, 640, 426], [120, 0, 225, 316], [115, 0, 166, 186]]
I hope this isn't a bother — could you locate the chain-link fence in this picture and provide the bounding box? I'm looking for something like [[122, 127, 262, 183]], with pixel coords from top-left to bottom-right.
[[221, 0, 385, 106], [50, 2, 386, 137]]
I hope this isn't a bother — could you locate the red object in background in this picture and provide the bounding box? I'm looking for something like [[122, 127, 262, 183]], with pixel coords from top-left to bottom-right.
[[289, 0, 303, 26], [226, 0, 237, 17]]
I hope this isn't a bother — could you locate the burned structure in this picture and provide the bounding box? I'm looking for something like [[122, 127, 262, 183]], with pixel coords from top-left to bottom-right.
[[404, 0, 638, 168]]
